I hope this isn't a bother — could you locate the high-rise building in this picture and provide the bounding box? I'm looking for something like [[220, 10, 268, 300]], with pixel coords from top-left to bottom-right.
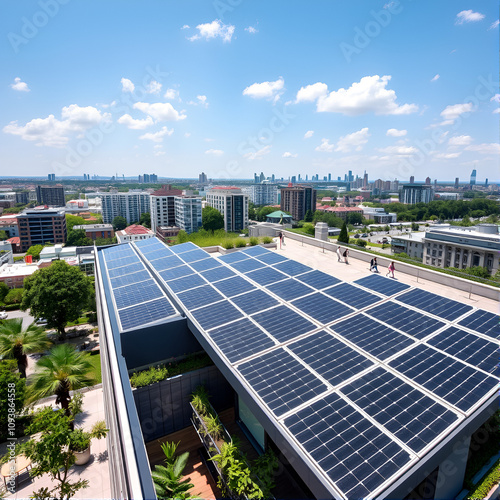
[[425, 177, 431, 185], [485, 178, 488, 188], [401, 184, 434, 204], [47, 173, 55, 181], [363, 172, 368, 188], [36, 185, 65, 207], [291, 176, 297, 184], [280, 184, 316, 221], [17, 207, 67, 252], [455, 177, 459, 189], [15, 191, 29, 205], [174, 196, 202, 234], [150, 185, 183, 233], [205, 187, 249, 232], [249, 183, 279, 206], [259, 172, 265, 183], [328, 173, 332, 182], [98, 190, 151, 224], [198, 172, 208, 184], [409, 175, 415, 183], [470, 169, 477, 186]]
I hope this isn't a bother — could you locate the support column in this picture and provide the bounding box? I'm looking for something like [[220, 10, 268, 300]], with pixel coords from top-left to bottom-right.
[[478, 252, 485, 268], [458, 249, 464, 269], [466, 251, 473, 268], [450, 246, 457, 268]]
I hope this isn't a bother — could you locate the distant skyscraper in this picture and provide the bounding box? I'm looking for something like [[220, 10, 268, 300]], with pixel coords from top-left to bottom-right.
[[485, 178, 488, 188], [455, 177, 459, 189], [434, 179, 437, 188], [198, 172, 208, 184], [470, 169, 476, 186], [291, 176, 297, 184], [363, 172, 368, 188], [410, 175, 415, 183], [348, 170, 353, 182], [425, 177, 431, 185], [328, 173, 331, 182], [48, 173, 55, 181], [36, 185, 65, 207], [259, 172, 265, 183], [254, 173, 259, 183]]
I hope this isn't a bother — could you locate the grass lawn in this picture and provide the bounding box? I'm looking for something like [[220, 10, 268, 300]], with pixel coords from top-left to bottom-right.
[[88, 353, 102, 385]]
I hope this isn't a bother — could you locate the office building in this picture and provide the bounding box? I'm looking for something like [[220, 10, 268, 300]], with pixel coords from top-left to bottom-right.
[[174, 196, 202, 234], [198, 172, 208, 184], [15, 191, 29, 205], [205, 187, 249, 232], [138, 173, 158, 184], [150, 185, 183, 234], [116, 224, 155, 244], [455, 177, 459, 189], [47, 173, 55, 181], [280, 184, 316, 221], [0, 192, 16, 208], [0, 216, 19, 238], [98, 190, 151, 224], [249, 183, 279, 206], [425, 177, 431, 185], [409, 175, 415, 183], [470, 169, 476, 186], [17, 207, 67, 252], [73, 224, 114, 240], [401, 184, 434, 204], [36, 184, 65, 207]]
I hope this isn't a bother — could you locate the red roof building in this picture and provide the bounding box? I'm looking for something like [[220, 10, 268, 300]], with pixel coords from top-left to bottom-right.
[[116, 224, 154, 244]]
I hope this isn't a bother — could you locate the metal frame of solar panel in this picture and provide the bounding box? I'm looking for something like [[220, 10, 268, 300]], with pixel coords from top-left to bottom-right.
[[354, 273, 410, 296], [322, 282, 381, 310]]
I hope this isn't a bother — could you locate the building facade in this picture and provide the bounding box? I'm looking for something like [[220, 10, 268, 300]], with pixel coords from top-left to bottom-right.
[[174, 196, 202, 234], [150, 185, 183, 233], [280, 185, 316, 221], [73, 224, 114, 240], [206, 187, 249, 232], [17, 208, 67, 252], [401, 184, 434, 204], [35, 185, 66, 207], [249, 183, 279, 206], [0, 216, 19, 238], [116, 224, 155, 244], [98, 191, 151, 224]]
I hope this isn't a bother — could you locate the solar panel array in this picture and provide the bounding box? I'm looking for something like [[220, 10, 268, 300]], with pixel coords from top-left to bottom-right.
[[100, 238, 500, 499]]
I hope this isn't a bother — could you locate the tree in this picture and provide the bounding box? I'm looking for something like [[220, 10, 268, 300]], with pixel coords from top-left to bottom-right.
[[0, 318, 51, 378], [304, 210, 313, 223], [66, 229, 92, 247], [21, 260, 93, 339], [65, 214, 87, 232], [26, 244, 44, 260], [112, 216, 128, 231], [29, 344, 96, 414], [0, 281, 9, 303], [347, 212, 363, 225], [248, 203, 257, 221], [0, 360, 26, 440], [256, 206, 277, 222], [140, 212, 151, 228], [176, 230, 189, 244], [4, 288, 24, 305], [0, 230, 7, 241], [337, 222, 349, 244], [202, 206, 224, 231]]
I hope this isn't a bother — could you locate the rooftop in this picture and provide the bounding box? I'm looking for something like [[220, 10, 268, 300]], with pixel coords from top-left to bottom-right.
[[151, 184, 183, 197], [122, 224, 153, 235]]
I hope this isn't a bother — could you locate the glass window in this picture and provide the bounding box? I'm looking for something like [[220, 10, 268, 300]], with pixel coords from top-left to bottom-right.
[[238, 396, 264, 451]]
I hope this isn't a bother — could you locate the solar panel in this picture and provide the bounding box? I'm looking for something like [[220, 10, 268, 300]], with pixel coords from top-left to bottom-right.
[[168, 274, 207, 293], [251, 306, 317, 343], [218, 252, 250, 264], [241, 245, 271, 257], [110, 270, 151, 288], [366, 302, 446, 340], [231, 290, 279, 315], [228, 258, 265, 273], [106, 255, 140, 270], [291, 293, 354, 325], [134, 238, 165, 250], [118, 297, 176, 331], [245, 267, 288, 286], [253, 252, 288, 265], [266, 279, 314, 301], [284, 392, 411, 499], [104, 247, 135, 260], [145, 249, 174, 261], [188, 258, 222, 272], [208, 318, 275, 364], [212, 276, 256, 297], [426, 326, 499, 374], [288, 330, 374, 386], [354, 274, 410, 296], [107, 262, 144, 279], [238, 348, 328, 417], [113, 279, 163, 309], [191, 300, 243, 330], [200, 266, 237, 282], [323, 283, 381, 309], [150, 255, 185, 272], [169, 242, 199, 254], [179, 249, 210, 263], [341, 367, 459, 454], [273, 260, 311, 276], [395, 289, 472, 321], [332, 315, 415, 361], [458, 310, 500, 340], [389, 344, 498, 413], [295, 270, 341, 290], [159, 265, 194, 282], [177, 285, 225, 310]]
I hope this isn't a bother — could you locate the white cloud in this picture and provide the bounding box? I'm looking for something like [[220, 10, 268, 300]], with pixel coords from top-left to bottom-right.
[[205, 149, 224, 156], [489, 20, 500, 30], [121, 78, 135, 93], [430, 74, 440, 82], [493, 108, 500, 114], [465, 143, 500, 155], [378, 145, 418, 156], [304, 130, 314, 139], [154, 150, 166, 156], [440, 102, 474, 124], [197, 95, 208, 107], [139, 126, 173, 142], [184, 132, 191, 138], [243, 145, 271, 160], [164, 88, 179, 100], [315, 138, 334, 153], [295, 82, 328, 103], [117, 114, 154, 130], [386, 128, 407, 137], [282, 152, 298, 158], [188, 19, 235, 43], [435, 152, 461, 159], [181, 24, 190, 30], [313, 75, 418, 116], [3, 104, 110, 147], [146, 80, 162, 94], [245, 26, 258, 34], [491, 94, 500, 103], [455, 10, 485, 24], [335, 128, 370, 153], [448, 135, 472, 147], [11, 77, 30, 92], [243, 77, 284, 102], [133, 102, 186, 121]]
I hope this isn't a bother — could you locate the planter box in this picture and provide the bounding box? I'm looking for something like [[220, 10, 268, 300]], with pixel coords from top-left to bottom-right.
[[74, 446, 91, 465]]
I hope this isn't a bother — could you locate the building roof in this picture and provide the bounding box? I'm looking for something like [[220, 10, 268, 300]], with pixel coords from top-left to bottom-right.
[[209, 186, 241, 190], [7, 237, 20, 244], [0, 217, 18, 225], [151, 185, 183, 197], [123, 224, 153, 235], [266, 211, 292, 219]]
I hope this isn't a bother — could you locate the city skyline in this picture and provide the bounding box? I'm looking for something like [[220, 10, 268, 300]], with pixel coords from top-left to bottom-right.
[[1, 1, 499, 181]]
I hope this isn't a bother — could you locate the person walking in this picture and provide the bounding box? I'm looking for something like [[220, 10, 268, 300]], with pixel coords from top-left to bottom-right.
[[282, 231, 286, 247], [336, 246, 343, 262], [370, 257, 379, 273], [278, 231, 283, 249], [343, 248, 349, 265], [386, 261, 395, 278]]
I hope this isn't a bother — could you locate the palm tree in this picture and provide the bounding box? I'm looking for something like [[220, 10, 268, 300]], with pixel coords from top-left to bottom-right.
[[0, 318, 51, 378], [29, 344, 96, 415]]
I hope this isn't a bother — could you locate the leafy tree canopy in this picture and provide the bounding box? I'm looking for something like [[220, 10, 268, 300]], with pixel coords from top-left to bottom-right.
[[139, 212, 151, 228], [4, 288, 23, 305], [26, 244, 44, 260], [256, 206, 278, 222], [0, 230, 7, 241], [112, 216, 128, 231], [65, 214, 87, 232], [202, 206, 224, 231], [0, 360, 26, 440], [0, 282, 8, 302], [337, 222, 349, 244], [66, 229, 92, 247]]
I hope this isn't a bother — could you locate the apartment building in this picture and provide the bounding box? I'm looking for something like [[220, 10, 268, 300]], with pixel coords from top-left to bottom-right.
[[205, 187, 249, 232], [98, 191, 150, 224], [174, 196, 202, 234], [17, 208, 67, 252], [35, 185, 66, 207], [73, 224, 114, 240], [149, 185, 183, 233], [249, 183, 279, 206], [280, 184, 316, 221]]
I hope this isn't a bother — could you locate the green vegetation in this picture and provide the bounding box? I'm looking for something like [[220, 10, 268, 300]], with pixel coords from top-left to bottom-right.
[[234, 238, 247, 248], [466, 458, 500, 499], [254, 206, 282, 222], [139, 212, 151, 228], [262, 236, 273, 244], [0, 360, 26, 441], [338, 222, 349, 244], [0, 282, 8, 303], [173, 229, 242, 248], [88, 353, 102, 384], [0, 230, 7, 241], [26, 244, 45, 260], [221, 239, 235, 250], [249, 236, 259, 246], [446, 266, 491, 279], [112, 216, 127, 231], [202, 206, 224, 231], [4, 288, 23, 305]]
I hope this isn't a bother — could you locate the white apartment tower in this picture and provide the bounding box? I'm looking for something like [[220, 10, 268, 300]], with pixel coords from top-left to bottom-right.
[[174, 196, 202, 234], [99, 190, 151, 224], [205, 187, 249, 232], [150, 185, 183, 233]]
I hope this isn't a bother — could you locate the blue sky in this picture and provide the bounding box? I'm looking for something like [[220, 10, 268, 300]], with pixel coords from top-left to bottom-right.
[[1, 0, 499, 182]]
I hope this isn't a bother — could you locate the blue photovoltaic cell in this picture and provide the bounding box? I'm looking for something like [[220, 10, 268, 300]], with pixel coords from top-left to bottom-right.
[[395, 289, 472, 321], [354, 274, 410, 296], [341, 368, 459, 454], [291, 293, 354, 325], [200, 266, 237, 282], [191, 300, 243, 330], [332, 315, 415, 360], [288, 330, 374, 386], [427, 326, 499, 374], [110, 270, 150, 288], [238, 348, 328, 417], [323, 283, 381, 309], [458, 310, 500, 340], [103, 244, 134, 256], [146, 249, 174, 261], [107, 262, 144, 278], [266, 279, 314, 301], [295, 270, 341, 290], [113, 279, 163, 309], [188, 258, 222, 272], [245, 267, 288, 286], [159, 265, 194, 281], [218, 252, 250, 264], [105, 255, 140, 270], [104, 248, 135, 260], [251, 305, 317, 343], [273, 260, 311, 276], [389, 344, 499, 413], [150, 255, 185, 272], [228, 258, 265, 273], [253, 252, 288, 265], [241, 245, 270, 257], [177, 285, 224, 310], [119, 297, 176, 331], [179, 249, 210, 263], [169, 242, 199, 254], [212, 276, 256, 297], [284, 392, 411, 499], [231, 290, 279, 315], [134, 238, 165, 250], [366, 302, 446, 340], [208, 318, 275, 363], [168, 274, 207, 293]]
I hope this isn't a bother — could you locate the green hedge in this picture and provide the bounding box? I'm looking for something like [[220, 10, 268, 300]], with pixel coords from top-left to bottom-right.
[[466, 457, 500, 499]]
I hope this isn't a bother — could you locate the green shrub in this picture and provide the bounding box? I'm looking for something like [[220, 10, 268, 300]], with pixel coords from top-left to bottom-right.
[[4, 288, 23, 304], [130, 366, 169, 388], [466, 457, 500, 499], [348, 238, 357, 245], [234, 238, 247, 248], [262, 236, 273, 244], [221, 239, 234, 249], [249, 237, 259, 246], [355, 239, 367, 247]]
